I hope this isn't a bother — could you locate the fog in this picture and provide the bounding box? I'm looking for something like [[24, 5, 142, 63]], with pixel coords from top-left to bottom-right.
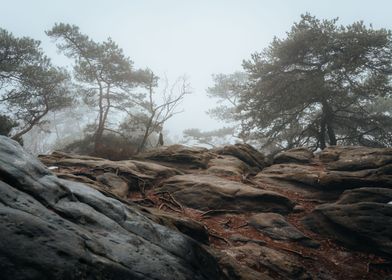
[[1, 0, 392, 150]]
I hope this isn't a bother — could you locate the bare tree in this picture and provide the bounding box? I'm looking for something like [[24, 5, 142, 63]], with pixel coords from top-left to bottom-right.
[[120, 72, 191, 153]]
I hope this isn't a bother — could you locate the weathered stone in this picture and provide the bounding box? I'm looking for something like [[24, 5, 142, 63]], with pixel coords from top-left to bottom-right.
[[228, 233, 267, 246], [273, 148, 314, 164], [213, 143, 267, 171], [213, 250, 274, 280], [249, 213, 319, 248], [257, 162, 392, 191], [143, 207, 209, 244], [223, 244, 312, 280], [293, 205, 305, 213], [137, 145, 214, 169], [96, 172, 130, 198], [303, 201, 392, 257], [319, 146, 392, 171], [39, 151, 182, 185], [256, 164, 322, 187], [336, 187, 392, 204], [156, 174, 294, 213], [207, 155, 252, 177], [0, 136, 223, 280]]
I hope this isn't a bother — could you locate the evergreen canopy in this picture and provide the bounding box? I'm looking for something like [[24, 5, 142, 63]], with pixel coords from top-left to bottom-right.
[[239, 14, 392, 149]]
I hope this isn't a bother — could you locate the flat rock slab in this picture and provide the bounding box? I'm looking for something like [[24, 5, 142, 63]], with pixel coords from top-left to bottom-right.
[[273, 148, 314, 164], [155, 174, 294, 213], [256, 164, 322, 187], [0, 136, 222, 280], [40, 151, 182, 184], [206, 155, 252, 177], [137, 145, 214, 169], [257, 162, 392, 190], [336, 187, 392, 204], [249, 213, 319, 248], [303, 200, 392, 257], [213, 143, 267, 171], [223, 244, 312, 280], [319, 146, 392, 171]]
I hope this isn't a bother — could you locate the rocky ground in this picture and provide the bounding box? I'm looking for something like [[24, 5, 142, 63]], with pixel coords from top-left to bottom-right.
[[1, 136, 392, 279]]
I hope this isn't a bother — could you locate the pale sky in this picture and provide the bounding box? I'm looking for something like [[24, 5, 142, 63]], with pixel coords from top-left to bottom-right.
[[1, 0, 392, 139]]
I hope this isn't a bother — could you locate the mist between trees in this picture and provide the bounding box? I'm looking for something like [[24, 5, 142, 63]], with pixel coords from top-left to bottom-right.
[[1, 13, 392, 158]]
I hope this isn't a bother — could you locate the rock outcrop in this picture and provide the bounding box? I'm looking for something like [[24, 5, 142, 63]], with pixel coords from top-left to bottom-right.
[[155, 174, 294, 213], [256, 146, 392, 192], [303, 187, 392, 257], [249, 213, 319, 248], [0, 136, 222, 280], [137, 144, 214, 169], [273, 147, 315, 164], [3, 139, 392, 280], [213, 143, 267, 171]]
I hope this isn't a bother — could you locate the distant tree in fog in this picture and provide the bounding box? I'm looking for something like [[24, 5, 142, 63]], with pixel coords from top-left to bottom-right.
[[0, 28, 72, 142], [238, 14, 392, 149], [119, 72, 191, 153], [207, 72, 247, 123], [47, 23, 148, 153], [183, 72, 248, 148], [183, 127, 235, 148]]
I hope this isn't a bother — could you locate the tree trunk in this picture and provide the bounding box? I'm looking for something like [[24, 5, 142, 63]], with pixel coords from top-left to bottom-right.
[[323, 101, 336, 146], [94, 85, 111, 154], [327, 123, 337, 146], [137, 115, 154, 154], [94, 86, 105, 153], [320, 100, 336, 148], [319, 116, 327, 150], [11, 97, 50, 142]]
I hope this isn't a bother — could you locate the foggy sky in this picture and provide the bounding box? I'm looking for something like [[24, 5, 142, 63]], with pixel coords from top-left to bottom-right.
[[1, 0, 392, 140]]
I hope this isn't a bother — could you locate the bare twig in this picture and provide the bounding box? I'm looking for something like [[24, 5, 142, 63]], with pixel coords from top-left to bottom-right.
[[157, 191, 184, 212], [275, 246, 316, 261], [209, 230, 231, 245], [158, 202, 182, 213]]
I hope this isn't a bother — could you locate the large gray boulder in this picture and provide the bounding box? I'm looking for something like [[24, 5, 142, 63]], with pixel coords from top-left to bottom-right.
[[256, 146, 392, 191], [320, 146, 392, 171], [137, 145, 214, 169], [40, 151, 182, 185], [206, 155, 252, 177], [222, 244, 312, 280], [155, 174, 294, 213], [248, 213, 319, 248], [0, 136, 223, 280], [303, 188, 392, 257], [213, 143, 267, 171], [273, 147, 314, 164]]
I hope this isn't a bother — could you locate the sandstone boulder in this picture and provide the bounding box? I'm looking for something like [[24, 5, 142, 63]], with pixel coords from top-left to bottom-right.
[[39, 151, 181, 187], [249, 213, 319, 248], [143, 208, 210, 244], [206, 155, 252, 177], [320, 146, 392, 171], [96, 172, 130, 198], [137, 145, 214, 169], [155, 174, 294, 213], [0, 136, 223, 280], [303, 200, 392, 257], [213, 143, 267, 171], [336, 187, 392, 204], [257, 161, 392, 191], [223, 244, 312, 280], [273, 147, 314, 164]]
